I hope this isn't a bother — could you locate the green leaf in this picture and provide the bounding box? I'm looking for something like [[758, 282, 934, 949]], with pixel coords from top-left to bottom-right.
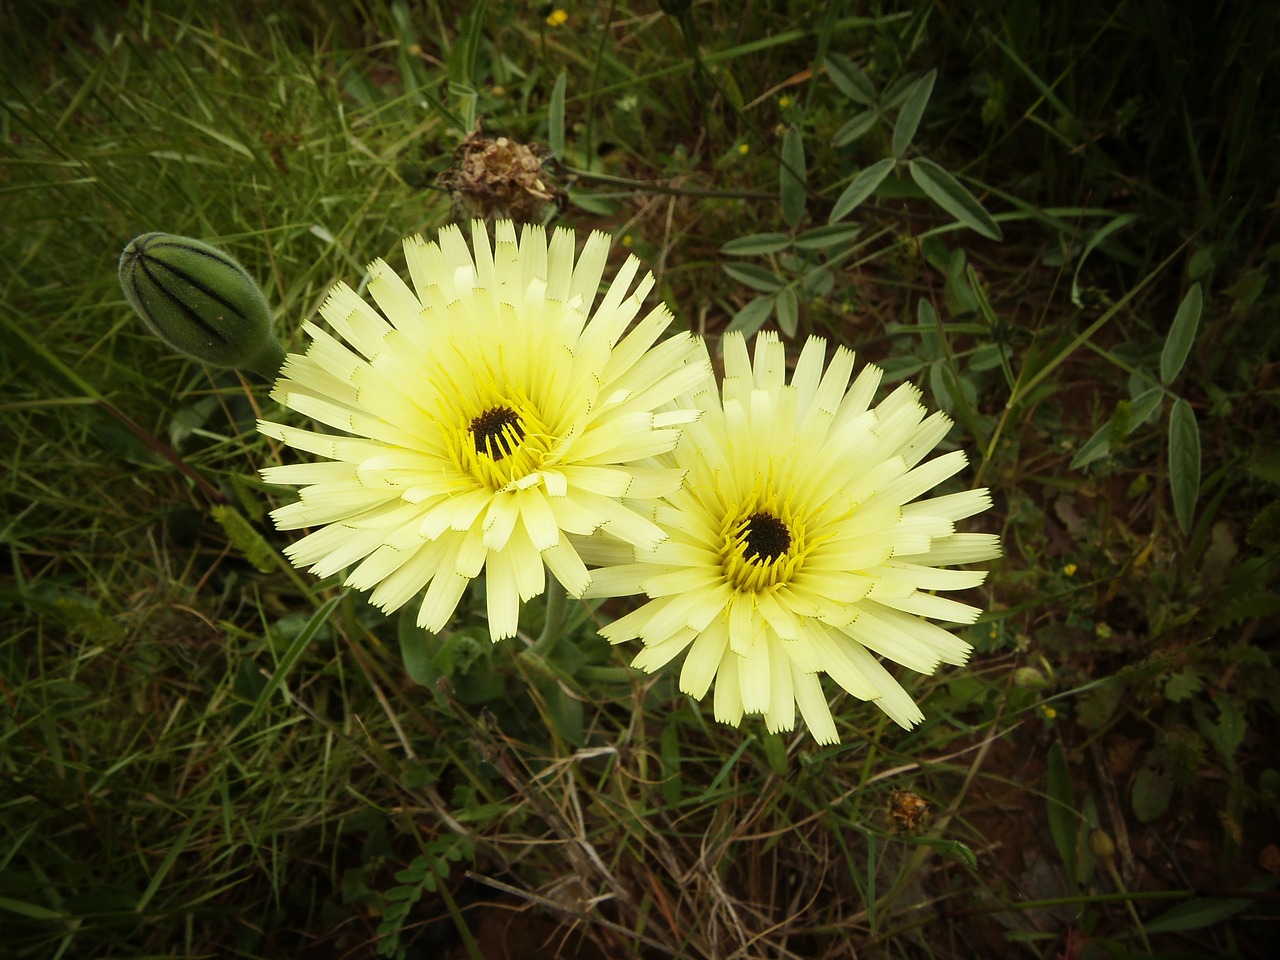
[[1130, 767, 1173, 823], [1164, 668, 1203, 703], [211, 506, 277, 574], [891, 70, 936, 158], [1168, 398, 1201, 533], [775, 288, 799, 337], [1045, 741, 1078, 886], [398, 612, 440, 688], [795, 223, 864, 250], [723, 262, 785, 292], [721, 232, 791, 256], [824, 53, 875, 105], [1129, 386, 1165, 429], [1070, 422, 1113, 470], [1203, 696, 1246, 762], [833, 109, 877, 146], [726, 295, 775, 336], [1143, 897, 1254, 935], [908, 158, 1003, 240], [543, 681, 585, 747], [780, 125, 806, 227], [1070, 213, 1139, 308], [1160, 282, 1204, 384], [829, 157, 895, 223], [548, 70, 567, 158]]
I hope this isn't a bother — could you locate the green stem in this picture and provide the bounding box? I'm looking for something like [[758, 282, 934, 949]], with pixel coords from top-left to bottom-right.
[[524, 581, 568, 661]]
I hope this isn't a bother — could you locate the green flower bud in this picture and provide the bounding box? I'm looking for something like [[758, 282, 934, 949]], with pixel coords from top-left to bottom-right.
[[118, 232, 285, 380]]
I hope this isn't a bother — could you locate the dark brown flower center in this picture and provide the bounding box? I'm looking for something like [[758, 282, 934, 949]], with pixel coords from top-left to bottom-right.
[[743, 512, 791, 562], [470, 406, 524, 460]]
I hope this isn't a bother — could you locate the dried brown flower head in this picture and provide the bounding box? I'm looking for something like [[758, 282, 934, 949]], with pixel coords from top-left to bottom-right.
[[441, 126, 566, 223]]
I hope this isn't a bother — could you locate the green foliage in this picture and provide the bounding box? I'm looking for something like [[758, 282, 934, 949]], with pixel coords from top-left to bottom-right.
[[3, 0, 1278, 956]]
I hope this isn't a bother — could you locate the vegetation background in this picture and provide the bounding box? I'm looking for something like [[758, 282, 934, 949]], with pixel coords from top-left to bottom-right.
[[2, 0, 1278, 957]]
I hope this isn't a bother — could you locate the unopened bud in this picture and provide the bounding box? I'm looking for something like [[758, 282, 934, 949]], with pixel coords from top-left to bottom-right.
[[118, 233, 285, 380], [1089, 828, 1116, 861]]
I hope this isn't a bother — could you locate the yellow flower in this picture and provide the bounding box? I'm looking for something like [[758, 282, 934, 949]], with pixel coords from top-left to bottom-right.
[[584, 332, 1000, 743], [260, 220, 711, 641], [546, 8, 568, 27], [737, 142, 750, 155]]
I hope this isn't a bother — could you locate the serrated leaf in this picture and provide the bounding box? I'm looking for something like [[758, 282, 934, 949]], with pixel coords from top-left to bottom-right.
[[775, 287, 799, 337], [780, 125, 806, 227], [1164, 668, 1203, 703], [723, 262, 785, 292], [829, 157, 895, 223], [1160, 282, 1204, 384], [726, 295, 775, 336], [1130, 766, 1173, 823], [1046, 741, 1078, 886], [548, 70, 567, 158], [824, 53, 875, 105], [833, 109, 877, 146], [795, 223, 864, 250], [892, 70, 936, 158], [908, 158, 1003, 240], [1168, 398, 1201, 533], [1203, 696, 1246, 761], [211, 504, 276, 573], [721, 233, 791, 256]]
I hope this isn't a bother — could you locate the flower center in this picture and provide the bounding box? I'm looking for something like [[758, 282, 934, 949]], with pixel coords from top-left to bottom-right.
[[719, 491, 808, 593], [445, 379, 556, 492], [470, 405, 524, 460], [742, 512, 791, 562]]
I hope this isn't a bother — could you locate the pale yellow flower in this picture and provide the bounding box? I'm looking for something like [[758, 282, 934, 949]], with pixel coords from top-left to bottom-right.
[[585, 331, 1000, 743], [260, 220, 710, 641]]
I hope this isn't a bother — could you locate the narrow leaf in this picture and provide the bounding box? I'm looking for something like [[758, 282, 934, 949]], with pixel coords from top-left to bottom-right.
[[1045, 741, 1078, 887], [795, 223, 864, 250], [1070, 213, 1139, 307], [1069, 422, 1113, 470], [1168, 398, 1201, 533], [1144, 897, 1254, 935], [833, 110, 877, 147], [725, 296, 775, 336], [892, 70, 936, 158], [548, 70, 567, 159], [775, 287, 799, 337], [1128, 386, 1165, 432], [721, 233, 791, 256], [1160, 282, 1204, 384], [723, 262, 785, 292], [780, 126, 806, 227], [824, 53, 875, 105], [829, 157, 895, 223], [908, 158, 1003, 240]]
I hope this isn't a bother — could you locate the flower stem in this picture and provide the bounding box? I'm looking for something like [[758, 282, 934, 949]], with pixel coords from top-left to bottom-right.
[[525, 581, 567, 662]]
